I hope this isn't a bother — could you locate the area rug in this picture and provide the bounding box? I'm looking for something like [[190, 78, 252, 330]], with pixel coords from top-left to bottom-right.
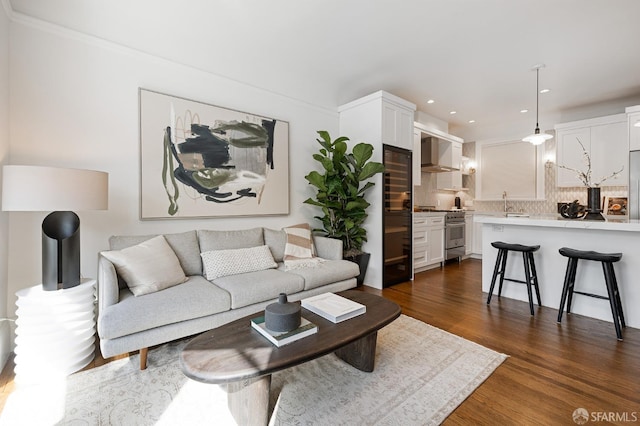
[[1, 315, 507, 426]]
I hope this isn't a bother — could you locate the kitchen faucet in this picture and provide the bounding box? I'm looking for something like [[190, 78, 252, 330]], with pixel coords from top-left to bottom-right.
[[503, 191, 509, 213]]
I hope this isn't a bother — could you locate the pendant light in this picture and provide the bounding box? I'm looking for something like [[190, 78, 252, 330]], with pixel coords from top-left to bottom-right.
[[522, 64, 553, 145]]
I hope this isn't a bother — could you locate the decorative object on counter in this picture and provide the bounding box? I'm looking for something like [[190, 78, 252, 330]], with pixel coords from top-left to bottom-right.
[[265, 293, 301, 332], [304, 131, 385, 284], [585, 187, 605, 220], [604, 196, 628, 216], [522, 64, 553, 145], [559, 200, 586, 219]]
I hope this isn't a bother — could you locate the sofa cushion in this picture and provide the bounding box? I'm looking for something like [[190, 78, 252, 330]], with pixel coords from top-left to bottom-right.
[[198, 228, 264, 252], [101, 235, 187, 296], [201, 245, 277, 280], [264, 228, 287, 262], [282, 259, 360, 290], [109, 230, 201, 276], [98, 275, 231, 340], [212, 269, 304, 309]]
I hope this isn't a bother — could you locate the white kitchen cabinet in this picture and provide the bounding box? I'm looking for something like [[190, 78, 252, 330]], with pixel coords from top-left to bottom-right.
[[555, 114, 628, 187], [627, 105, 640, 151], [428, 223, 445, 264], [413, 215, 429, 272], [382, 98, 415, 151], [436, 141, 464, 190], [440, 141, 462, 170], [413, 213, 445, 273]]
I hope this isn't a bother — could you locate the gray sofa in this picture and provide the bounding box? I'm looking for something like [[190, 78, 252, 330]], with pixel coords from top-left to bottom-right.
[[97, 227, 359, 368]]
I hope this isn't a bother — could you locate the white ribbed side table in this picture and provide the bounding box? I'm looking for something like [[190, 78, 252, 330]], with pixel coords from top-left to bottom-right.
[[14, 279, 96, 385]]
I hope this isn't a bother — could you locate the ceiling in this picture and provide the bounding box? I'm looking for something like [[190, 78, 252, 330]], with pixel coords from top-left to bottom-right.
[[6, 0, 640, 140]]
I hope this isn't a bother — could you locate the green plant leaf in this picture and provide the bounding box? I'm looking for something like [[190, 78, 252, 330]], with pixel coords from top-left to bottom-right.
[[352, 143, 373, 166], [305, 171, 326, 190], [359, 162, 385, 181]]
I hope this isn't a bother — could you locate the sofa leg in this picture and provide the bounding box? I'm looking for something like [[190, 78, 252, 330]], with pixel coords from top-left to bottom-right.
[[140, 347, 148, 370]]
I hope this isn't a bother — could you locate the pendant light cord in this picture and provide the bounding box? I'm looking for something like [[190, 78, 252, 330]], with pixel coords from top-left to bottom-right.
[[535, 68, 540, 129]]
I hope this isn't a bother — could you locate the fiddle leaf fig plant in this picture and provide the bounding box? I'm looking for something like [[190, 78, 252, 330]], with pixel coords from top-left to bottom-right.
[[304, 130, 385, 258]]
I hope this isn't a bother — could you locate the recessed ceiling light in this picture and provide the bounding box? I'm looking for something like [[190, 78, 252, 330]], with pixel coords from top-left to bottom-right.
[[540, 89, 550, 94], [427, 99, 435, 104], [520, 109, 529, 113], [450, 111, 457, 115], [468, 120, 475, 124]]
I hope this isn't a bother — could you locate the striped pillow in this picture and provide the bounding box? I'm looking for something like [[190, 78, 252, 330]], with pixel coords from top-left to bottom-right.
[[283, 223, 326, 270], [283, 223, 314, 261]]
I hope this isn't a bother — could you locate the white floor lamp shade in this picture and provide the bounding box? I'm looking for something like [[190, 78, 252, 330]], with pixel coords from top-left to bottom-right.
[[2, 165, 108, 290]]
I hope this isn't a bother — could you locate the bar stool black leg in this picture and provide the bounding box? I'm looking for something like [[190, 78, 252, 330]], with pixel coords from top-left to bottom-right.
[[527, 252, 542, 306], [487, 249, 504, 305], [522, 252, 535, 315], [497, 249, 508, 297], [609, 263, 626, 328], [565, 258, 578, 314], [557, 258, 576, 323], [602, 262, 624, 340]]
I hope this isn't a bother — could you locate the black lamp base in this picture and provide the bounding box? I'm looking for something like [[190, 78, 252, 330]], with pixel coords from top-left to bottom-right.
[[42, 211, 81, 291]]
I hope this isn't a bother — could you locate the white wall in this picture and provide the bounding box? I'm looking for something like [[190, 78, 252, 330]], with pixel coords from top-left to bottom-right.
[[6, 18, 339, 326], [0, 1, 11, 368]]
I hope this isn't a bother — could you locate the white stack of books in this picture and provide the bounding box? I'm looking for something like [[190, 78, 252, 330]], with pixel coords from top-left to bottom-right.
[[250, 316, 317, 347], [301, 292, 366, 323]]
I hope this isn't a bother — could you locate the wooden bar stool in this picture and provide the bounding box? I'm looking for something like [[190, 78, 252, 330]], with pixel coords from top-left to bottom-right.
[[557, 247, 625, 340], [487, 241, 542, 315]]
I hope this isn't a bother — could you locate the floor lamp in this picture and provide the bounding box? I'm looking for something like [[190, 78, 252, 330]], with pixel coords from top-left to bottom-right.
[[2, 165, 109, 290]]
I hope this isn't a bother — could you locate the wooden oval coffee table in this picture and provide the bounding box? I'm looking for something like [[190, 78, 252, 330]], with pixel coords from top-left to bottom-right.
[[180, 290, 400, 425]]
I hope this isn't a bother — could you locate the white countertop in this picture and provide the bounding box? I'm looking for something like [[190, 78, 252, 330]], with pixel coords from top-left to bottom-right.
[[475, 214, 640, 232]]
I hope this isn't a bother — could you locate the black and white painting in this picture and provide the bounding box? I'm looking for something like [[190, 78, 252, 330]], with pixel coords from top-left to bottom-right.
[[139, 89, 289, 219]]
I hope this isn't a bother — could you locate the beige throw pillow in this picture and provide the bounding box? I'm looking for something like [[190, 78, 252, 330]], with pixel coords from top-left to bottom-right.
[[201, 245, 278, 280], [101, 235, 188, 296]]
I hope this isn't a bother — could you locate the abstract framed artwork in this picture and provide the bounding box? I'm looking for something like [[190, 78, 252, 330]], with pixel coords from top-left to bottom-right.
[[139, 89, 289, 219]]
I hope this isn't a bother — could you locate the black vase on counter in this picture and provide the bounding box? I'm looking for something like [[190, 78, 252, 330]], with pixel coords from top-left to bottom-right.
[[584, 187, 605, 221]]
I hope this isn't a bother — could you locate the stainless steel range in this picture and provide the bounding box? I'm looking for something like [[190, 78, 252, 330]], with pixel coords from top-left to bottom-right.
[[444, 210, 465, 261]]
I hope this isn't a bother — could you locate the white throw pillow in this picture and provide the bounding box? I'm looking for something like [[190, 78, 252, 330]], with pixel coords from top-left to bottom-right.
[[101, 235, 188, 296], [201, 245, 277, 280]]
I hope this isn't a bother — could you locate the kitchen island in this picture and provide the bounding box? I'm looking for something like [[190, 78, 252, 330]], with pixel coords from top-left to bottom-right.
[[476, 215, 640, 330]]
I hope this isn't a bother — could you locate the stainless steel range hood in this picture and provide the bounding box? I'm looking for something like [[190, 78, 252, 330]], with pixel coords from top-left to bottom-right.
[[421, 136, 458, 172]]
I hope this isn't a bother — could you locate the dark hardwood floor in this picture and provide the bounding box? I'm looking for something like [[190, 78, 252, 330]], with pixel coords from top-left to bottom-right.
[[361, 259, 640, 425], [1, 258, 638, 424]]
